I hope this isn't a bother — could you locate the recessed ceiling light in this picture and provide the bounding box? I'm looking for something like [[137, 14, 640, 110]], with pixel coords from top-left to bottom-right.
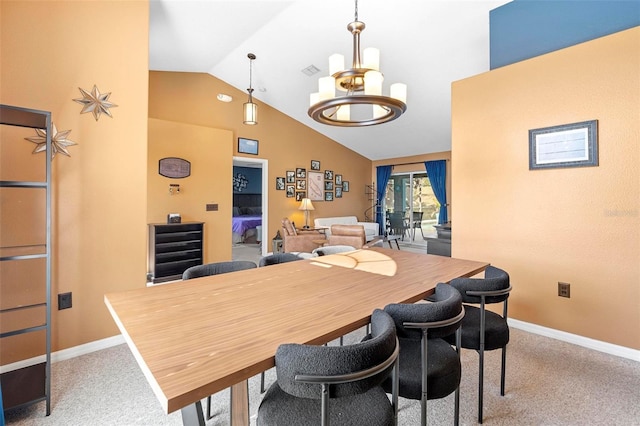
[[217, 93, 233, 102]]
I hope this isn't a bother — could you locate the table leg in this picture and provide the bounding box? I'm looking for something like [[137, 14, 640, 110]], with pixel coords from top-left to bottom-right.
[[181, 401, 205, 426], [230, 380, 250, 426]]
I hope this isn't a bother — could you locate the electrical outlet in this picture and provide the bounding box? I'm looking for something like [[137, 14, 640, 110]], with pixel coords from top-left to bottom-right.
[[558, 282, 570, 298], [58, 292, 72, 310]]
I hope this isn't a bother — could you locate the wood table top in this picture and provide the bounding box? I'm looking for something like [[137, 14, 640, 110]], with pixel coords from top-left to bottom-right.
[[104, 248, 488, 414]]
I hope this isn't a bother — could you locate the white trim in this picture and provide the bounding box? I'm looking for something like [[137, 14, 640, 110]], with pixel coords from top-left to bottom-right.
[[233, 156, 268, 256], [0, 334, 125, 374], [509, 318, 640, 362]]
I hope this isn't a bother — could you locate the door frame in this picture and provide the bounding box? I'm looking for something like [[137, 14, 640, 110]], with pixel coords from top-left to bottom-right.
[[233, 156, 268, 256]]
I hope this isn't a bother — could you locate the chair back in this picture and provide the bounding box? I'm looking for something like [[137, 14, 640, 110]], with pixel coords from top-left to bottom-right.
[[328, 224, 366, 249], [412, 211, 424, 223], [385, 283, 463, 340], [259, 253, 302, 266], [449, 266, 510, 305], [387, 213, 407, 236], [275, 309, 398, 399], [182, 260, 257, 280]]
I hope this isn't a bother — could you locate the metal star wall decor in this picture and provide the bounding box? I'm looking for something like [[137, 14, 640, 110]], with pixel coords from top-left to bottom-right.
[[73, 84, 118, 120], [25, 123, 77, 159]]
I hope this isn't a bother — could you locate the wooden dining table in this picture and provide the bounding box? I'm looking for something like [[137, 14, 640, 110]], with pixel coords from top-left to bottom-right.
[[104, 248, 488, 425]]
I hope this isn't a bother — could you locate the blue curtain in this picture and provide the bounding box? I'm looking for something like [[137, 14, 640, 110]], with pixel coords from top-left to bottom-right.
[[375, 166, 392, 234], [425, 160, 448, 224]]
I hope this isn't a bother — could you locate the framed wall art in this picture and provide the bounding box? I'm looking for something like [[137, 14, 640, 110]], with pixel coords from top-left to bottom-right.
[[286, 185, 295, 198], [335, 187, 343, 198], [159, 157, 191, 178], [325, 191, 333, 201], [335, 174, 342, 185], [342, 181, 350, 192], [307, 171, 324, 201], [324, 170, 333, 180], [238, 137, 259, 155], [276, 177, 285, 190], [310, 160, 320, 170], [286, 171, 295, 183], [529, 120, 598, 170], [296, 168, 306, 179]]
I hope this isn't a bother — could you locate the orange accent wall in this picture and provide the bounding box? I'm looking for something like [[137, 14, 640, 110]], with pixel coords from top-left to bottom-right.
[[148, 118, 233, 262], [452, 27, 640, 349], [1, 1, 149, 360], [148, 71, 374, 246]]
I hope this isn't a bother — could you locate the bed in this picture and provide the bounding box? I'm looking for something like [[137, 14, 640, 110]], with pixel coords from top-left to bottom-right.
[[232, 193, 262, 243]]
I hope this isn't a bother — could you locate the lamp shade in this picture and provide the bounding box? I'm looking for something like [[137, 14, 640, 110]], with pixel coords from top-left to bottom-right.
[[243, 101, 257, 125], [298, 198, 315, 211]]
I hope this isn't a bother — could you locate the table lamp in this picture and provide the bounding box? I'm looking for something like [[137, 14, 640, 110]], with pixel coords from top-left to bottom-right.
[[298, 198, 315, 229]]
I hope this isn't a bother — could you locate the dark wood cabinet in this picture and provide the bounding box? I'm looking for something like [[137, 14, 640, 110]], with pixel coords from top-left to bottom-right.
[[147, 222, 204, 284]]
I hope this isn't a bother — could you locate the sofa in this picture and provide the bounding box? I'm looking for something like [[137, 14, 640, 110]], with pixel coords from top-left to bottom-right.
[[314, 216, 379, 241]]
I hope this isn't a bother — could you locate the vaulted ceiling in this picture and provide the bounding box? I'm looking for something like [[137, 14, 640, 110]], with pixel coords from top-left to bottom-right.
[[149, 0, 511, 160]]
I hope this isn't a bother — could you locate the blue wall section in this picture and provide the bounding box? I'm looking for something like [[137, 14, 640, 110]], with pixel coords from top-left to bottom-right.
[[490, 0, 640, 69], [233, 166, 262, 194]]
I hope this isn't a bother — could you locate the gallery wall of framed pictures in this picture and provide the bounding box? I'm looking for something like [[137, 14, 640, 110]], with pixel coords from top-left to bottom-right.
[[275, 160, 349, 202]]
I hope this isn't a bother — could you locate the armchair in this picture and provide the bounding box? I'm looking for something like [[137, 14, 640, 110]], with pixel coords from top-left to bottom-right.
[[327, 224, 367, 248], [281, 217, 324, 253]]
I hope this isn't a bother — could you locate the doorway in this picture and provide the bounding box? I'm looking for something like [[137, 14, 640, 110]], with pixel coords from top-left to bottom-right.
[[232, 157, 268, 259], [384, 171, 439, 248]]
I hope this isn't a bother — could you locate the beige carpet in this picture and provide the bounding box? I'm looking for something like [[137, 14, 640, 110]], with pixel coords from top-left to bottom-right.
[[5, 324, 639, 425]]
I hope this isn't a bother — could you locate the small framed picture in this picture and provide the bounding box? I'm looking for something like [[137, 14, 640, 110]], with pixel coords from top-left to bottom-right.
[[311, 160, 321, 170], [276, 177, 285, 190], [343, 181, 350, 192], [296, 179, 306, 190], [324, 170, 333, 180], [296, 191, 306, 201], [335, 187, 343, 198], [286, 171, 295, 183], [238, 137, 258, 155], [529, 120, 598, 170], [286, 185, 295, 198], [335, 174, 342, 185], [296, 168, 306, 179], [325, 191, 333, 201], [324, 181, 333, 190]]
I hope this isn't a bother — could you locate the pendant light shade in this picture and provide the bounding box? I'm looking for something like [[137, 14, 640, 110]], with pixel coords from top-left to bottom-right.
[[244, 53, 258, 125]]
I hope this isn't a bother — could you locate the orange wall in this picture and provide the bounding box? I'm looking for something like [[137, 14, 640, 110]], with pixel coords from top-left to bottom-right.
[[148, 119, 233, 261], [148, 71, 373, 247], [452, 27, 640, 349], [1, 0, 149, 360]]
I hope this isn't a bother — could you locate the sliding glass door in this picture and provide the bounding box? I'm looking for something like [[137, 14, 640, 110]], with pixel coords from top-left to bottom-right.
[[384, 171, 439, 244]]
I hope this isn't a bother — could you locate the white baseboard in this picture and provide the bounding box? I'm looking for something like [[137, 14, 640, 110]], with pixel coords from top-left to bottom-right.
[[3, 320, 638, 374], [508, 318, 640, 362], [0, 334, 125, 374]]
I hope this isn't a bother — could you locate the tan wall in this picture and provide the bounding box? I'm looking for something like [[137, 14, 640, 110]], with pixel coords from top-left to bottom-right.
[[372, 152, 452, 220], [148, 119, 233, 262], [1, 1, 149, 361], [451, 27, 640, 349], [148, 71, 373, 247]]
